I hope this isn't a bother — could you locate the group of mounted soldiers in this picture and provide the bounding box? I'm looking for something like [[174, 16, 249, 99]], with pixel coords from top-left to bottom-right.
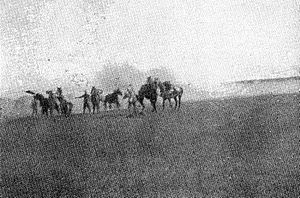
[[28, 76, 184, 116], [29, 87, 73, 116]]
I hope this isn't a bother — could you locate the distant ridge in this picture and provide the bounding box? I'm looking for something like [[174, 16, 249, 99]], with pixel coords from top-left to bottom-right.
[[224, 76, 300, 85]]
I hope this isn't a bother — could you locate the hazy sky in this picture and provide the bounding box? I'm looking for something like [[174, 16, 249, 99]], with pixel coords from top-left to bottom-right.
[[0, 0, 300, 97]]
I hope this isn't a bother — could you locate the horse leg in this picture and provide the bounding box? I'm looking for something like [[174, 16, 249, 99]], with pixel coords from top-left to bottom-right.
[[152, 100, 157, 112], [42, 107, 46, 116], [96, 104, 99, 113], [68, 103, 73, 116], [150, 98, 157, 112], [32, 106, 36, 116], [88, 104, 91, 113], [174, 97, 178, 109], [59, 104, 61, 114], [138, 97, 145, 112], [97, 101, 100, 113], [55, 106, 59, 114], [128, 102, 131, 109], [178, 95, 181, 109], [140, 99, 145, 111], [54, 103, 59, 114], [133, 102, 137, 115], [64, 104, 69, 117], [168, 98, 172, 108], [162, 98, 165, 110], [60, 105, 63, 115], [70, 104, 73, 115]]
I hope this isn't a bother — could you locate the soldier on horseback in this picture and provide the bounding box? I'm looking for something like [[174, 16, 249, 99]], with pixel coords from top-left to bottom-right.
[[146, 76, 153, 85], [125, 84, 138, 106], [90, 86, 103, 114], [136, 77, 159, 113], [127, 84, 136, 97], [46, 90, 60, 115], [161, 80, 177, 93], [123, 84, 139, 115], [56, 87, 64, 100], [146, 76, 159, 91], [55, 87, 73, 116], [156, 80, 183, 110]]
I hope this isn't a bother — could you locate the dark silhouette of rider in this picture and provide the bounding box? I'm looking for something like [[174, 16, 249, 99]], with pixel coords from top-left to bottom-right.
[[146, 76, 158, 90], [164, 81, 171, 91], [76, 91, 91, 114], [146, 76, 153, 85]]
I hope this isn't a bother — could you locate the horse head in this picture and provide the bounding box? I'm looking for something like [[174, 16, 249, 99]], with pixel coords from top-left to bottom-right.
[[114, 88, 122, 96], [90, 86, 95, 94], [33, 93, 45, 103], [123, 93, 129, 100], [123, 90, 131, 99], [56, 87, 62, 95], [46, 90, 54, 96], [156, 81, 164, 91]]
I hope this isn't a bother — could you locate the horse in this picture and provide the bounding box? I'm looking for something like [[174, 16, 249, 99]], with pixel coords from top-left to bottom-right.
[[103, 88, 122, 110], [26, 90, 52, 116], [33, 93, 51, 116], [137, 81, 158, 113], [55, 87, 73, 116], [46, 90, 60, 115], [123, 88, 139, 115], [55, 87, 72, 116], [90, 86, 104, 114], [157, 81, 183, 110], [56, 96, 73, 116]]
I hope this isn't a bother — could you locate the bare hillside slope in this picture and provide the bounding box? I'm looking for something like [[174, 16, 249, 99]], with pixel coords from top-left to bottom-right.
[[1, 93, 300, 197]]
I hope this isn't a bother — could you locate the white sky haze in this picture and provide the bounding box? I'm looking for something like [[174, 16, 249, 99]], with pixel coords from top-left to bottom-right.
[[0, 0, 299, 97]]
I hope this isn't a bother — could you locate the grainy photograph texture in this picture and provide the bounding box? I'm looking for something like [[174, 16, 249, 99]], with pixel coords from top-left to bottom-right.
[[1, 0, 300, 197]]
